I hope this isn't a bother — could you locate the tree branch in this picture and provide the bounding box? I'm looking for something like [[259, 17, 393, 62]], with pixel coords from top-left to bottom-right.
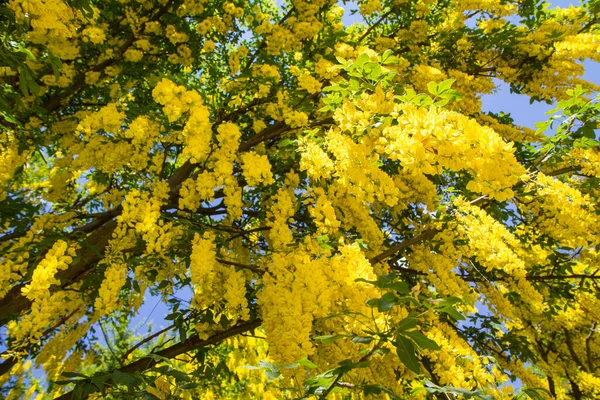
[[54, 319, 262, 400]]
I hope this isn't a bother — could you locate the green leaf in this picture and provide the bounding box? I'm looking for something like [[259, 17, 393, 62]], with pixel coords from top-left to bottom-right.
[[364, 62, 382, 80], [258, 360, 281, 380], [397, 317, 418, 332], [395, 295, 420, 306], [180, 382, 201, 389], [520, 387, 553, 400], [90, 374, 110, 390], [17, 45, 36, 61], [53, 380, 77, 386], [168, 370, 191, 383], [381, 49, 395, 64], [157, 280, 170, 290], [395, 335, 420, 374], [73, 383, 84, 400], [403, 331, 440, 350], [435, 297, 465, 320], [61, 371, 88, 378], [314, 334, 350, 344], [384, 281, 410, 294], [581, 125, 596, 139], [427, 81, 439, 96], [351, 335, 374, 344], [295, 358, 318, 369], [439, 306, 465, 321], [534, 121, 549, 133], [366, 298, 379, 308], [355, 53, 370, 69], [25, 71, 40, 95], [304, 369, 336, 389], [378, 292, 399, 312], [434, 98, 451, 107], [112, 370, 141, 388], [337, 359, 370, 372], [437, 79, 456, 93], [82, 382, 100, 396], [363, 384, 402, 400], [19, 69, 29, 97]]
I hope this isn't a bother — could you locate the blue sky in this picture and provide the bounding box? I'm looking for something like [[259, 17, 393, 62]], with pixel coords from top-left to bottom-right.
[[480, 0, 599, 129]]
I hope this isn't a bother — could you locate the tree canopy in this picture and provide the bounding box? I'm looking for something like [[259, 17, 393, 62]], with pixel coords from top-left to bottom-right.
[[1, 0, 600, 398]]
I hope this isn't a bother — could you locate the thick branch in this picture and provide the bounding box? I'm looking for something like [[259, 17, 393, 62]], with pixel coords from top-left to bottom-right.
[[0, 161, 195, 327], [369, 229, 437, 265], [564, 328, 588, 373]]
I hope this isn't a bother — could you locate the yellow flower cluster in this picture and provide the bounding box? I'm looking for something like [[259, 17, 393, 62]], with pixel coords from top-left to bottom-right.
[[296, 73, 322, 94], [253, 64, 280, 81], [408, 241, 478, 308], [298, 138, 335, 181], [124, 116, 159, 147], [454, 198, 526, 276], [239, 151, 274, 187], [190, 232, 217, 308], [329, 182, 386, 250], [190, 232, 250, 320], [94, 262, 127, 317], [76, 103, 125, 139], [217, 124, 243, 217], [524, 173, 599, 248], [124, 48, 144, 62], [81, 26, 106, 44], [476, 114, 540, 143], [554, 33, 600, 61], [9, 241, 81, 348], [35, 322, 88, 377], [21, 240, 75, 300], [258, 242, 378, 364], [267, 187, 296, 251], [454, 198, 547, 315], [569, 147, 600, 177], [359, 0, 382, 16], [152, 78, 203, 122], [576, 371, 600, 397], [145, 220, 183, 255], [8, 0, 79, 60], [41, 63, 77, 87], [258, 252, 327, 363], [118, 181, 170, 235], [182, 105, 212, 163], [266, 25, 297, 55], [67, 136, 134, 174], [314, 58, 339, 80], [454, 0, 515, 15], [380, 104, 526, 201], [264, 91, 309, 128], [223, 268, 249, 322], [153, 78, 213, 164], [165, 24, 189, 44], [307, 188, 341, 236], [228, 46, 248, 74], [0, 136, 27, 201], [0, 214, 73, 297], [426, 322, 506, 394]]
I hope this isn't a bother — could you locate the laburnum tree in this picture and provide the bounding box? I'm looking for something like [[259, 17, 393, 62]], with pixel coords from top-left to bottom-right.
[[1, 0, 600, 398]]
